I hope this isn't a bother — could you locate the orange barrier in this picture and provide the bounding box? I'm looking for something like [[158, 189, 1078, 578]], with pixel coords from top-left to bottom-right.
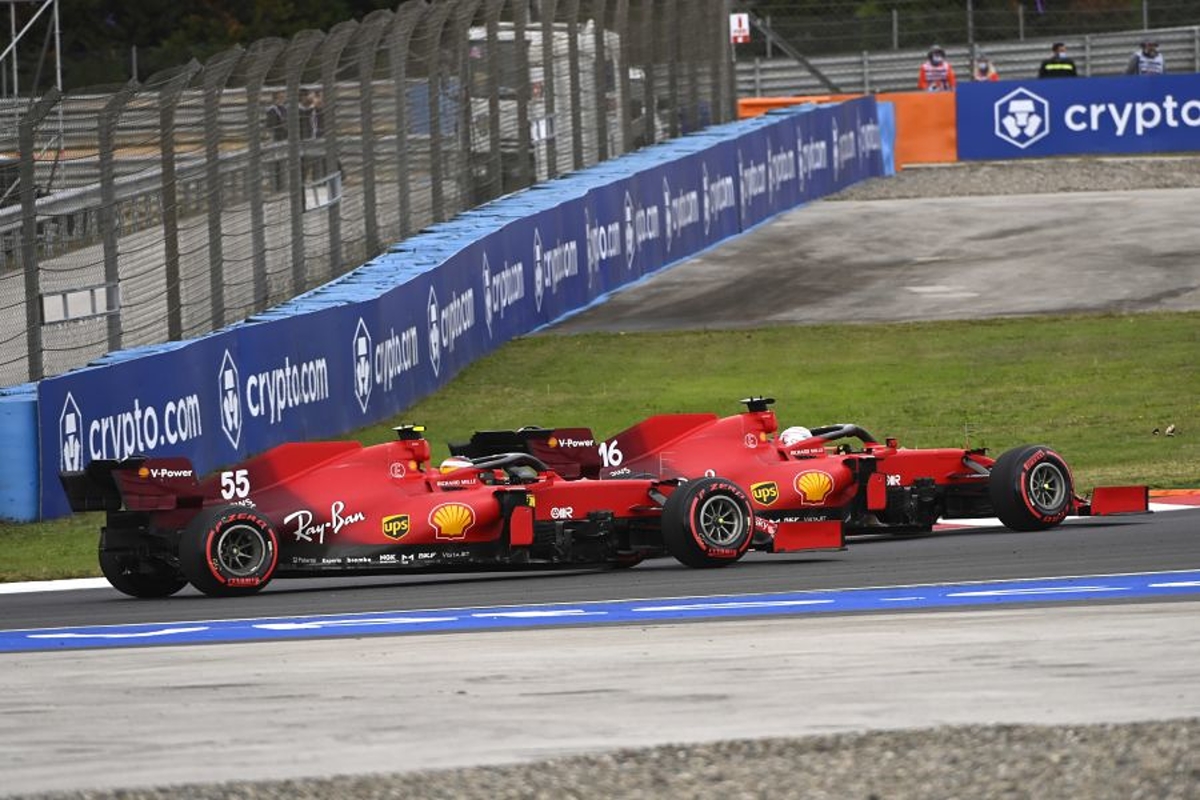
[[737, 92, 959, 168], [877, 91, 957, 166]]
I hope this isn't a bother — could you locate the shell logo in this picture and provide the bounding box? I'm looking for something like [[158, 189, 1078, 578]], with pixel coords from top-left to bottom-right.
[[794, 470, 835, 505], [430, 503, 476, 539], [548, 436, 558, 448]]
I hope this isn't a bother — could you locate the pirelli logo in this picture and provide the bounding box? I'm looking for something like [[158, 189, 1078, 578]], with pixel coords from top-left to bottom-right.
[[751, 481, 780, 506], [382, 514, 411, 540]]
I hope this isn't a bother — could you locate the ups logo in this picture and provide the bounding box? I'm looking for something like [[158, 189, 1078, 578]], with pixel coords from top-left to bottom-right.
[[750, 481, 780, 506], [382, 514, 411, 540]]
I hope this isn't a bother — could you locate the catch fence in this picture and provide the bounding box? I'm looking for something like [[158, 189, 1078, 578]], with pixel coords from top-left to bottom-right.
[[0, 0, 734, 386]]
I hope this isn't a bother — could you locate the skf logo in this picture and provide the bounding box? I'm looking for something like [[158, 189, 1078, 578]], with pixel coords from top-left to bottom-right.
[[995, 88, 1050, 149], [353, 318, 372, 414], [794, 470, 835, 505], [59, 392, 83, 472], [750, 481, 779, 506], [382, 514, 410, 540], [427, 286, 442, 378], [218, 350, 242, 449], [430, 503, 475, 539]]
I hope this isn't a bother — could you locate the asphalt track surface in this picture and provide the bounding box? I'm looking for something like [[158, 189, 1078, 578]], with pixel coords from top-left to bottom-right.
[[5, 177, 1200, 796]]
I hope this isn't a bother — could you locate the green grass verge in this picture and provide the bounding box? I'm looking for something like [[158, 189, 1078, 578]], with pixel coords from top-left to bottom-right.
[[2, 311, 1196, 582]]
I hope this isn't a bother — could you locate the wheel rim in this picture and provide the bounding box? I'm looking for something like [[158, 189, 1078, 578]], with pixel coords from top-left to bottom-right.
[[696, 494, 746, 547], [1027, 462, 1067, 513], [215, 524, 268, 577]]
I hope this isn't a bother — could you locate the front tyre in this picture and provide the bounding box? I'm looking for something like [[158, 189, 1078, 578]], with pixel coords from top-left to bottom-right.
[[99, 551, 187, 598], [179, 506, 278, 597], [989, 445, 1074, 532], [662, 478, 754, 568]]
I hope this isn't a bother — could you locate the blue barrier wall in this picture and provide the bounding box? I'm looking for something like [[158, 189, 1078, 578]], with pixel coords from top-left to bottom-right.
[[19, 98, 886, 520], [958, 73, 1200, 160]]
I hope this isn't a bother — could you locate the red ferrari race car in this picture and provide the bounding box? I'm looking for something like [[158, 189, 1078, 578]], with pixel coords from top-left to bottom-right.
[[59, 424, 844, 599], [450, 398, 1149, 542]]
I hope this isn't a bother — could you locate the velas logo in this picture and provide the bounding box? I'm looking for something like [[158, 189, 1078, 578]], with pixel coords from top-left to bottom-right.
[[995, 88, 1050, 149], [219, 350, 242, 449], [59, 392, 83, 472], [427, 286, 442, 378], [353, 318, 372, 413]]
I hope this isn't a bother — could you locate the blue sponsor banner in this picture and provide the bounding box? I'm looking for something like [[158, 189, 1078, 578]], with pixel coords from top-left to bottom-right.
[[958, 73, 1200, 160], [33, 100, 887, 519]]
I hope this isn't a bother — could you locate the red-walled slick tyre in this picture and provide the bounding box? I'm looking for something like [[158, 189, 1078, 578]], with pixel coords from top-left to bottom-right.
[[662, 477, 754, 568], [989, 445, 1074, 532], [179, 506, 279, 597]]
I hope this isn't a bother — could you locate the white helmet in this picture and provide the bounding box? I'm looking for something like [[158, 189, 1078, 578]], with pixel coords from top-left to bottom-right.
[[778, 426, 813, 446]]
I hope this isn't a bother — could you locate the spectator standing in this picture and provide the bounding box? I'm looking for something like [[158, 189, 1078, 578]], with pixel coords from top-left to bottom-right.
[[973, 54, 1000, 82], [1038, 42, 1078, 78], [918, 45, 956, 91], [1126, 40, 1165, 75], [265, 91, 287, 142]]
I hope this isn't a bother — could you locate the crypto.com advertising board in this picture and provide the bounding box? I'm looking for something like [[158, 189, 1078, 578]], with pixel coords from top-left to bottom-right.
[[957, 73, 1200, 160], [35, 98, 885, 518]]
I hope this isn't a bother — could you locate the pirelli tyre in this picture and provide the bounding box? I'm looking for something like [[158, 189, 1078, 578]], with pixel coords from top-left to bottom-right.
[[662, 477, 754, 568], [179, 506, 279, 597], [99, 551, 188, 599], [989, 445, 1074, 532]]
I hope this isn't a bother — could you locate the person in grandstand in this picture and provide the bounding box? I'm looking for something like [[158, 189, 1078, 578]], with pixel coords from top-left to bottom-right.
[[917, 45, 956, 91], [973, 53, 1000, 82], [1038, 42, 1078, 78], [1126, 40, 1165, 75]]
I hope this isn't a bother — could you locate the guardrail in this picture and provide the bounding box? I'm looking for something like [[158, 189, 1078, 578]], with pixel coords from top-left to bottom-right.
[[738, 25, 1200, 95], [0, 97, 890, 522]]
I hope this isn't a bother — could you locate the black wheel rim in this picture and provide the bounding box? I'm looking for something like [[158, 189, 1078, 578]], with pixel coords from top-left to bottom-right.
[[216, 524, 267, 577], [1027, 462, 1067, 513], [696, 494, 746, 547]]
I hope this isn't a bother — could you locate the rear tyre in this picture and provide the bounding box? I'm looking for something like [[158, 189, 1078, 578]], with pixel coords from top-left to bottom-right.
[[989, 445, 1074, 531], [662, 478, 754, 568], [99, 551, 187, 598], [179, 506, 278, 597]]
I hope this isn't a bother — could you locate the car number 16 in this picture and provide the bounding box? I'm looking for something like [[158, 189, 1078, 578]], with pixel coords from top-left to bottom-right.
[[598, 440, 624, 468]]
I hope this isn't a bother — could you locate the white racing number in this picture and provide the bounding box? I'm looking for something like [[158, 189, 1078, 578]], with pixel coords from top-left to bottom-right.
[[220, 469, 250, 500], [598, 440, 624, 468]]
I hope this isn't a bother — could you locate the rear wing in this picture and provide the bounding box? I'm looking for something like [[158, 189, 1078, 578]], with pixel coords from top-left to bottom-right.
[[450, 427, 602, 479], [59, 457, 203, 513]]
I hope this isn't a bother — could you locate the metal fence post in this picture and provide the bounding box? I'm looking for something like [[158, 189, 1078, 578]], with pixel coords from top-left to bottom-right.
[[513, 0, 533, 187], [283, 31, 324, 296], [98, 80, 139, 355], [243, 38, 285, 313], [614, 0, 631, 154], [201, 49, 244, 331], [539, 0, 560, 177], [664, 0, 681, 138], [423, 1, 456, 223], [355, 11, 392, 260], [391, 1, 425, 240], [18, 88, 59, 381], [317, 21, 357, 284], [563, 0, 583, 170], [591, 0, 609, 163], [156, 61, 200, 341]]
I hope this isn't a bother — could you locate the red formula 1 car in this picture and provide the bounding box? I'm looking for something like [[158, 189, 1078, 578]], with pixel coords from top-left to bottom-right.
[[450, 398, 1149, 544], [59, 424, 844, 599]]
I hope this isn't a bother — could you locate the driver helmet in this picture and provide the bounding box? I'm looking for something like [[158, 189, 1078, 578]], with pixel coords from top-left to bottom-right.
[[439, 455, 473, 473], [778, 426, 813, 446]]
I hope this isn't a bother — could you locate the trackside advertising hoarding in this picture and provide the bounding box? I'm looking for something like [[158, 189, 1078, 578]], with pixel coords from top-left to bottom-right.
[[957, 73, 1200, 160], [33, 98, 885, 519]]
